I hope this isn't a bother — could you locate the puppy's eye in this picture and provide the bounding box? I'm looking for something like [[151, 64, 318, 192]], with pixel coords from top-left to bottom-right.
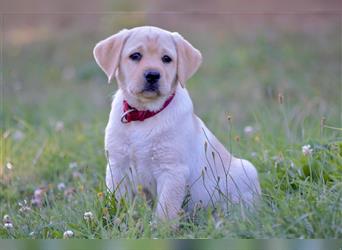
[[162, 55, 172, 64], [129, 52, 142, 61]]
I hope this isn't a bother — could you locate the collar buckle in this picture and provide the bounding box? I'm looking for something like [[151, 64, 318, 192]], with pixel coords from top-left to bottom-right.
[[120, 109, 135, 124]]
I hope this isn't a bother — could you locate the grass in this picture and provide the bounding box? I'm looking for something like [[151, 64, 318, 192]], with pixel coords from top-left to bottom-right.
[[1, 21, 341, 239]]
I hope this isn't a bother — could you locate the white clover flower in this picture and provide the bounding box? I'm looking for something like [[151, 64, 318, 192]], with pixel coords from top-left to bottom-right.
[[302, 144, 313, 156], [33, 187, 47, 199], [251, 152, 257, 157], [72, 171, 82, 179], [83, 211, 94, 221], [19, 206, 32, 213], [63, 230, 74, 238], [57, 182, 66, 191], [55, 121, 64, 132], [243, 126, 255, 136], [6, 162, 13, 170], [4, 222, 13, 229], [12, 130, 25, 141], [31, 197, 43, 207], [3, 214, 11, 223], [69, 162, 78, 169], [18, 201, 32, 213], [31, 187, 48, 207]]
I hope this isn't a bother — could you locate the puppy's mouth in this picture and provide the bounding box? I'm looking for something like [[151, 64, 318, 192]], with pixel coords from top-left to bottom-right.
[[138, 83, 161, 100], [128, 83, 166, 102], [137, 88, 162, 101]]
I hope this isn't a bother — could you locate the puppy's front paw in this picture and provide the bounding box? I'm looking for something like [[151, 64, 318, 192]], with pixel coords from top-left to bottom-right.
[[152, 209, 184, 231]]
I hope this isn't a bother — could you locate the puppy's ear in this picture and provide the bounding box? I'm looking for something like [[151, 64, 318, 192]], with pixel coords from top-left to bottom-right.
[[172, 32, 202, 87], [93, 29, 130, 83]]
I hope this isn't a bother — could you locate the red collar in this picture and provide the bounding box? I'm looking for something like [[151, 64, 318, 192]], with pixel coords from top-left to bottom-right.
[[121, 93, 175, 123]]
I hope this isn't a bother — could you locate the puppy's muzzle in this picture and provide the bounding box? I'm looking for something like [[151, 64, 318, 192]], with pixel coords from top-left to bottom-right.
[[143, 70, 160, 92]]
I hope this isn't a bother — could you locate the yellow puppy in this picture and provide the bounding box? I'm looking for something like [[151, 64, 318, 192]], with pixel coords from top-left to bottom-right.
[[94, 26, 261, 221]]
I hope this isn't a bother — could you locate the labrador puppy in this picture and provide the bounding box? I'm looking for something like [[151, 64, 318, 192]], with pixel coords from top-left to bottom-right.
[[93, 26, 261, 221]]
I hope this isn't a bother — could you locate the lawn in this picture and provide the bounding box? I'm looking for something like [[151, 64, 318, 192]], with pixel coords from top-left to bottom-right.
[[1, 15, 341, 239]]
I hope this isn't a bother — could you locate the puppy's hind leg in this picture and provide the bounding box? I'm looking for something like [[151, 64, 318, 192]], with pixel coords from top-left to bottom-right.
[[229, 159, 261, 206]]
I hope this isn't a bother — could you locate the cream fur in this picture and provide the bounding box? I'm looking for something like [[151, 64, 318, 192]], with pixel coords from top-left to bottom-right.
[[94, 26, 261, 221]]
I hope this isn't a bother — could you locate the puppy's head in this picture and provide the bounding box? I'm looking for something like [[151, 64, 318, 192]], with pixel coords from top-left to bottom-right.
[[94, 26, 202, 110]]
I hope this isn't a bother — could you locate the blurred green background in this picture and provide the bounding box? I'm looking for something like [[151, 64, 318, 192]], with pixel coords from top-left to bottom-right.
[[0, 0, 341, 239]]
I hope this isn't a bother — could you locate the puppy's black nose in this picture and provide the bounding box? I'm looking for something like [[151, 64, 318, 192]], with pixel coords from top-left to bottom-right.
[[144, 70, 160, 84]]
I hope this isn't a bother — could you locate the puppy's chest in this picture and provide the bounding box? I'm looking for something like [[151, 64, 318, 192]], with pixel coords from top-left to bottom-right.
[[128, 138, 156, 168], [121, 124, 175, 162], [107, 120, 180, 187], [122, 131, 166, 183]]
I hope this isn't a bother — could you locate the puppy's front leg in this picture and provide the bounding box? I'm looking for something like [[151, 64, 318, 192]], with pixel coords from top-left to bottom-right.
[[106, 163, 133, 202], [155, 169, 187, 221]]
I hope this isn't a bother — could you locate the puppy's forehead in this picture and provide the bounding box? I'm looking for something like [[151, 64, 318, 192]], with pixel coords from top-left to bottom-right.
[[124, 27, 176, 53]]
